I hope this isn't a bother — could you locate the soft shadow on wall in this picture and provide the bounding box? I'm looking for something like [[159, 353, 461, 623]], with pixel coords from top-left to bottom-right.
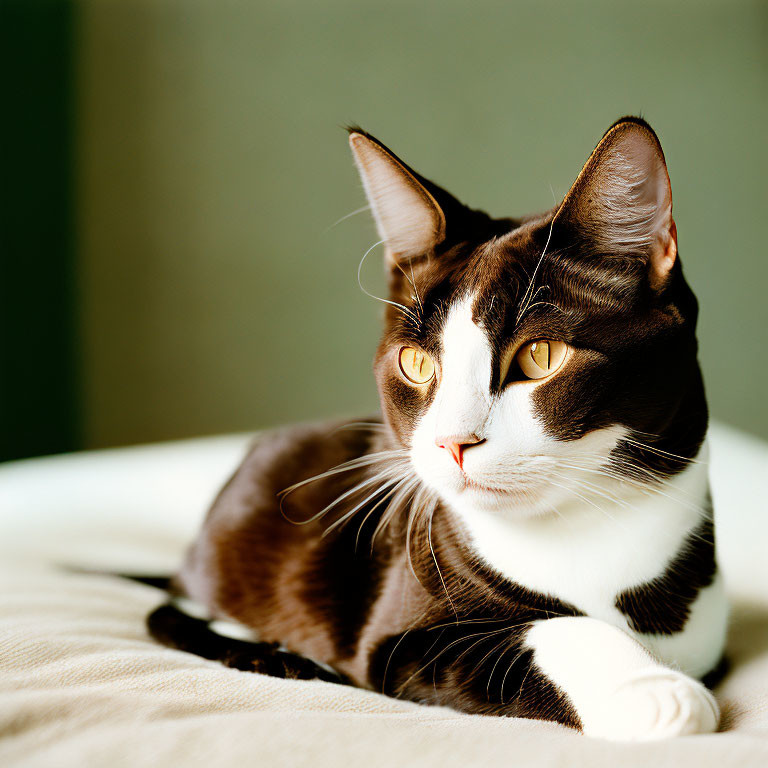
[[2, 0, 78, 461], [4, 0, 768, 460]]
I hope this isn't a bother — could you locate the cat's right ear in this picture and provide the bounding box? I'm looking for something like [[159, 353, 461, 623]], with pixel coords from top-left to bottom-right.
[[348, 130, 447, 261]]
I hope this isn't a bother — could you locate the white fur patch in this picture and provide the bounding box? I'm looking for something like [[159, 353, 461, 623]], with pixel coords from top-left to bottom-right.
[[430, 296, 493, 441], [526, 617, 719, 740], [458, 447, 724, 678], [208, 620, 260, 642], [171, 596, 211, 621], [647, 574, 728, 678]]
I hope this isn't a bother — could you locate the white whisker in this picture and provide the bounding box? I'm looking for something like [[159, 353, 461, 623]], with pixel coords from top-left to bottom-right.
[[516, 216, 555, 324], [357, 240, 420, 326], [278, 450, 407, 498], [323, 204, 371, 232]]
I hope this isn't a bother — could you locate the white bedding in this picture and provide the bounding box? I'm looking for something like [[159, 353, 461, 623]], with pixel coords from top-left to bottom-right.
[[1, 424, 767, 766]]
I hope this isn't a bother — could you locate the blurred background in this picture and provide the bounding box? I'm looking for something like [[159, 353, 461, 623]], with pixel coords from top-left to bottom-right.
[[3, 0, 767, 462]]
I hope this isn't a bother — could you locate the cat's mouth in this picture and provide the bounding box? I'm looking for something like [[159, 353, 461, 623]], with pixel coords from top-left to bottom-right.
[[438, 469, 557, 518], [453, 471, 551, 509], [458, 475, 513, 496]]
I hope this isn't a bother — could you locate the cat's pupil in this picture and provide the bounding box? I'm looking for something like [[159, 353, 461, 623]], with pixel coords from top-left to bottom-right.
[[531, 341, 551, 369]]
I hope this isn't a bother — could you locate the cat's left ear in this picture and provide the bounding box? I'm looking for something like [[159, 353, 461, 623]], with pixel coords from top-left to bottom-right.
[[348, 130, 447, 261], [554, 117, 677, 291]]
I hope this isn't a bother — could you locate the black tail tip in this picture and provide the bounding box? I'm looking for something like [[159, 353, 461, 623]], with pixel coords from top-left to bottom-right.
[[118, 574, 172, 590]]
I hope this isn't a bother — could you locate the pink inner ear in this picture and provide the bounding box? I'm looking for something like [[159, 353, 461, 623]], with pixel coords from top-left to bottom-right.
[[555, 121, 679, 294], [348, 133, 446, 260], [650, 217, 678, 292]]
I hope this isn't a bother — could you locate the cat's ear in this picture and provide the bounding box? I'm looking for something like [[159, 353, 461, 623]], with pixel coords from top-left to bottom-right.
[[348, 130, 447, 260], [555, 118, 677, 290]]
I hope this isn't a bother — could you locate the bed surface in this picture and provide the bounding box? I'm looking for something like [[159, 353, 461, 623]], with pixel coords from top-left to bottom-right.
[[1, 424, 767, 767]]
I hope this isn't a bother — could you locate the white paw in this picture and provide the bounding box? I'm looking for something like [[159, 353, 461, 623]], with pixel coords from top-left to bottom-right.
[[582, 668, 719, 741]]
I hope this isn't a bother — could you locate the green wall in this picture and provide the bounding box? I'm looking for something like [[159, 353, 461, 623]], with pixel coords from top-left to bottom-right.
[[76, 0, 767, 448]]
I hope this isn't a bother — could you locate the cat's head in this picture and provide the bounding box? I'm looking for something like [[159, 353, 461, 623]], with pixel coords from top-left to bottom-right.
[[349, 118, 706, 519]]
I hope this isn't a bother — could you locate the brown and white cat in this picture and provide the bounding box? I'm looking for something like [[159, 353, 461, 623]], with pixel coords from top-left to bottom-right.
[[147, 117, 727, 740]]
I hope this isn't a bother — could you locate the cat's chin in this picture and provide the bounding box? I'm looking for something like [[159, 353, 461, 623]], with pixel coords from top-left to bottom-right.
[[425, 475, 555, 520]]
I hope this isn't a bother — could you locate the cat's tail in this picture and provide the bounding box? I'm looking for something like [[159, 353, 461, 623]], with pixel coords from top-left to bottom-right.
[[69, 567, 349, 685], [147, 600, 350, 684], [118, 573, 174, 590], [63, 566, 174, 592]]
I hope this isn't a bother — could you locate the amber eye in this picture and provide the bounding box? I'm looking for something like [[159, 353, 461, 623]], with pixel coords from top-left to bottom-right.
[[398, 346, 435, 385], [515, 340, 568, 380]]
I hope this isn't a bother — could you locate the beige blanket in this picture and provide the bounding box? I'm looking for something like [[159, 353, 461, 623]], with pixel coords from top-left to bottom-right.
[[1, 426, 767, 766]]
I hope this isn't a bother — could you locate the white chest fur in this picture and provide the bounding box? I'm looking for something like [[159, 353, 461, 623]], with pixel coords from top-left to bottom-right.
[[454, 457, 728, 677]]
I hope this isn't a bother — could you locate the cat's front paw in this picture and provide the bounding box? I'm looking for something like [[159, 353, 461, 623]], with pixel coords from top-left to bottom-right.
[[582, 668, 719, 741]]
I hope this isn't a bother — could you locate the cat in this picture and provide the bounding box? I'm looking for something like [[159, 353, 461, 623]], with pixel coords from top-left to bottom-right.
[[146, 117, 727, 740]]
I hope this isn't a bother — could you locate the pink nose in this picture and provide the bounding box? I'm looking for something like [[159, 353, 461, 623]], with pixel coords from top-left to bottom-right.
[[435, 435, 485, 470]]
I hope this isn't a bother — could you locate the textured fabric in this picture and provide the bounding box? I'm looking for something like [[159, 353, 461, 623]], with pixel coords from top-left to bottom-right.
[[1, 424, 767, 767]]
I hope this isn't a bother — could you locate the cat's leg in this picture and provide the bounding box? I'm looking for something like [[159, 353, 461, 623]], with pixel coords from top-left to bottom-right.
[[372, 615, 718, 740], [526, 616, 719, 740]]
